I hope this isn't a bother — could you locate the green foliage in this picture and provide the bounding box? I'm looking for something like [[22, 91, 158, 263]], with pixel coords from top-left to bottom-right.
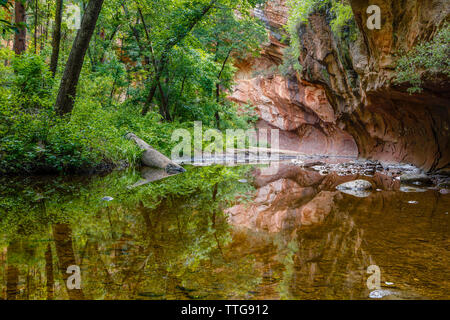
[[284, 0, 355, 74], [329, 0, 354, 36], [12, 53, 54, 108], [0, 164, 254, 237], [0, 50, 136, 173], [0, 164, 261, 299], [279, 45, 303, 76], [0, 0, 267, 174], [286, 0, 353, 36], [395, 24, 450, 94], [0, 0, 16, 34]]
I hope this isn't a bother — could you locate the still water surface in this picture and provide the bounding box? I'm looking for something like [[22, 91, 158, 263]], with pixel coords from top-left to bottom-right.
[[1, 161, 449, 299]]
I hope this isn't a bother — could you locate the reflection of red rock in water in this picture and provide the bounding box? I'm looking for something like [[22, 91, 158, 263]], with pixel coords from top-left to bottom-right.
[[225, 184, 449, 299], [226, 163, 402, 232]]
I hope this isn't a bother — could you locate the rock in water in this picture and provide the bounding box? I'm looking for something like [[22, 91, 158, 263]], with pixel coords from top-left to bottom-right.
[[369, 290, 393, 299], [400, 186, 427, 193], [336, 179, 373, 198], [291, 159, 304, 166], [126, 133, 186, 174], [399, 173, 431, 185]]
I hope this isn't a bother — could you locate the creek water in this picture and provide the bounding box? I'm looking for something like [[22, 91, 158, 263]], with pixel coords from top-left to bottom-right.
[[0, 160, 449, 300]]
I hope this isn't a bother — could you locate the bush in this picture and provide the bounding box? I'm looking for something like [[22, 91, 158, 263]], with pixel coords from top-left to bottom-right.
[[0, 47, 258, 174], [395, 24, 450, 93], [0, 51, 138, 173]]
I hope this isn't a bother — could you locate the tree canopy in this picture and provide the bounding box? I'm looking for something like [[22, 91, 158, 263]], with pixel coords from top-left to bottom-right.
[[0, 0, 268, 174]]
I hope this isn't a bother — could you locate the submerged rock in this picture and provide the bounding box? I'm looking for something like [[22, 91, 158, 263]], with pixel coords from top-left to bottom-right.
[[291, 159, 304, 166]]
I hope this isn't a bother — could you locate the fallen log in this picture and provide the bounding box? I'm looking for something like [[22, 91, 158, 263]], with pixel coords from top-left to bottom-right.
[[126, 133, 186, 174]]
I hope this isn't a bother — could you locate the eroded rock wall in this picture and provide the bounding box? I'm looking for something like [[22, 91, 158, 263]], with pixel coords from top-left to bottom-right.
[[345, 0, 450, 171], [231, 0, 450, 171]]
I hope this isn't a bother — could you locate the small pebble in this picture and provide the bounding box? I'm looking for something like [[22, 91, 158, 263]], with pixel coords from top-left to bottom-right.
[[291, 159, 304, 166], [369, 290, 392, 299]]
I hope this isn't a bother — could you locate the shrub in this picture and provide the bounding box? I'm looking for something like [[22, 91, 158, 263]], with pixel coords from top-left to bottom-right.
[[395, 24, 450, 93]]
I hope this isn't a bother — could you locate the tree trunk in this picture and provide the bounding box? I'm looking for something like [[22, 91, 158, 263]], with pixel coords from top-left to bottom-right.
[[44, 1, 50, 46], [13, 0, 27, 55], [55, 0, 104, 116], [34, 0, 38, 54], [6, 241, 20, 300], [126, 133, 185, 173], [50, 0, 63, 76]]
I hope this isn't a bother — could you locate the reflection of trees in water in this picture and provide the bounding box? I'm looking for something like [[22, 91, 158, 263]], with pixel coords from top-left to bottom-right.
[[275, 209, 373, 300], [1, 165, 447, 299], [1, 196, 229, 299], [2, 239, 55, 300], [73, 192, 262, 300], [6, 241, 20, 300], [0, 166, 260, 299], [45, 243, 54, 300]]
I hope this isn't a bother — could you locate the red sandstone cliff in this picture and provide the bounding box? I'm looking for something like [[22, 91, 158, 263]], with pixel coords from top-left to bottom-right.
[[230, 0, 450, 171]]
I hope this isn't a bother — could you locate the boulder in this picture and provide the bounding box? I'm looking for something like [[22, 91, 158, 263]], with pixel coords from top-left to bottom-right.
[[336, 179, 373, 198]]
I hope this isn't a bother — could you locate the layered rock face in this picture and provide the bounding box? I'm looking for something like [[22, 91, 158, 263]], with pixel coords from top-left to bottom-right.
[[230, 2, 358, 157], [230, 0, 449, 171]]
